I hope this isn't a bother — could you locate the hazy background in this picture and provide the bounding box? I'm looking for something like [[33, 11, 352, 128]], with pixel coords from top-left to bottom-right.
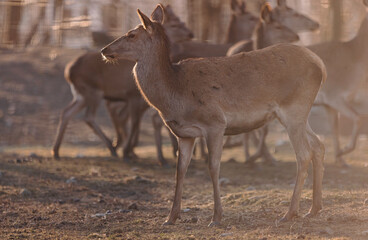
[[0, 0, 367, 149]]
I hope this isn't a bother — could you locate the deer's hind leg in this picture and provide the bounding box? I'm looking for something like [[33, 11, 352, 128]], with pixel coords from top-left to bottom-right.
[[277, 109, 314, 222], [84, 98, 117, 157], [53, 97, 86, 158], [305, 124, 324, 217], [245, 126, 268, 166], [333, 100, 361, 161], [105, 100, 129, 150], [325, 106, 345, 166]]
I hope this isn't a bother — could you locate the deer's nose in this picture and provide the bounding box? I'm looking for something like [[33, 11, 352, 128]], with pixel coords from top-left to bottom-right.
[[100, 46, 116, 60], [100, 46, 110, 55]]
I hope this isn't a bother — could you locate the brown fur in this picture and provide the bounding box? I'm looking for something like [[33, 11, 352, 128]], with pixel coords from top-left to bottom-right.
[[249, 0, 367, 167], [102, 5, 326, 226], [52, 5, 192, 165]]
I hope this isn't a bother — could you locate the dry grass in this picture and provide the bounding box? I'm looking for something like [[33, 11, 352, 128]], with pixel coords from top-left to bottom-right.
[[0, 136, 367, 240]]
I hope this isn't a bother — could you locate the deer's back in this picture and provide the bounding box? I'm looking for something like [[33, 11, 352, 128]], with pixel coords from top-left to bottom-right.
[[308, 41, 366, 99], [171, 41, 232, 62], [175, 44, 324, 111], [65, 52, 138, 100]]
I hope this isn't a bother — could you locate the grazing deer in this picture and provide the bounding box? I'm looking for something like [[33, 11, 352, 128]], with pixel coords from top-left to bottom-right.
[[52, 5, 193, 166], [101, 4, 326, 226]]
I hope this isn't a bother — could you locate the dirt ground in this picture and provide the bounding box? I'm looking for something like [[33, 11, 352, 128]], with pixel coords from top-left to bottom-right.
[[0, 47, 368, 239]]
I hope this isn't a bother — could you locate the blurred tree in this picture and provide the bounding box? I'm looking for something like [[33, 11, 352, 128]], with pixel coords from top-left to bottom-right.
[[23, 3, 46, 47], [201, 0, 224, 42], [330, 0, 343, 40], [2, 1, 22, 45]]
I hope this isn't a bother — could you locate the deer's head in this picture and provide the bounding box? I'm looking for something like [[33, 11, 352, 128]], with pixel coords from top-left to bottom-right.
[[101, 5, 168, 62], [162, 5, 194, 43], [254, 3, 299, 49], [227, 0, 258, 43], [272, 0, 319, 32]]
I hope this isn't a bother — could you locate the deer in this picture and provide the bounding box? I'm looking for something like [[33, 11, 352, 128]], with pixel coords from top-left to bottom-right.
[[170, 0, 258, 61], [172, 0, 318, 61], [106, 0, 299, 163], [272, 0, 319, 33], [226, 1, 319, 165], [104, 0, 316, 164], [101, 4, 326, 226], [244, 0, 367, 167], [308, 0, 368, 167], [52, 4, 193, 166]]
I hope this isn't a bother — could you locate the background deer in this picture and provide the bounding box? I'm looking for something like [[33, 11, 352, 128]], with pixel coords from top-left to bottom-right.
[[272, 0, 319, 33], [226, 1, 319, 165], [52, 5, 193, 166], [309, 0, 368, 166], [101, 4, 326, 226], [245, 0, 367, 167], [169, 0, 257, 61]]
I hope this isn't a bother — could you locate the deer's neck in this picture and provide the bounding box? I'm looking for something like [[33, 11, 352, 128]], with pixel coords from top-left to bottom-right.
[[133, 50, 179, 117], [349, 15, 368, 57], [226, 16, 238, 44]]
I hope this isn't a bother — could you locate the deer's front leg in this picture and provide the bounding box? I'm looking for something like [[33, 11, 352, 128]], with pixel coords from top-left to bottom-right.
[[206, 131, 225, 227], [164, 137, 195, 225]]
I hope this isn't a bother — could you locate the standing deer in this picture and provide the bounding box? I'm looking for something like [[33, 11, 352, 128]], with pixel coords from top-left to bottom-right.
[[170, 0, 258, 61], [104, 0, 316, 164], [226, 1, 319, 165], [309, 0, 368, 166], [272, 0, 319, 33], [52, 5, 193, 165], [101, 4, 326, 226], [105, 0, 299, 163], [245, 0, 367, 167]]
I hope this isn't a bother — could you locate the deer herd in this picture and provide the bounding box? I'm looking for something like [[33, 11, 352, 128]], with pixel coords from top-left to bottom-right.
[[52, 0, 367, 226]]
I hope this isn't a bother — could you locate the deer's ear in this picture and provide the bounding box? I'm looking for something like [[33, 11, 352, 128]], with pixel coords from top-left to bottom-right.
[[137, 9, 153, 30], [151, 4, 165, 24], [260, 3, 273, 23]]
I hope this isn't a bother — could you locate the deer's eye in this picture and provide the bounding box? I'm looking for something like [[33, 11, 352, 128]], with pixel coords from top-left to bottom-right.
[[128, 34, 135, 39]]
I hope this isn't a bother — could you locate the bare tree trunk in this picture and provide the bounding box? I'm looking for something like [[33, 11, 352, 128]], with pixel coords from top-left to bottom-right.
[[6, 3, 22, 45], [187, 0, 198, 39], [23, 5, 46, 47]]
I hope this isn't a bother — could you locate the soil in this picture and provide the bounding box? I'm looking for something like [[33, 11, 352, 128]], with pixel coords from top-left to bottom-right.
[[0, 47, 368, 239]]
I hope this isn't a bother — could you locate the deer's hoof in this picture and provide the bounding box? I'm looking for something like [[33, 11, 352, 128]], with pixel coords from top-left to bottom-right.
[[52, 151, 60, 160], [208, 221, 220, 227], [123, 156, 131, 163], [263, 157, 278, 166], [336, 158, 350, 168], [161, 163, 171, 169], [278, 212, 298, 224], [111, 151, 118, 157], [162, 220, 174, 226], [304, 207, 322, 218]]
